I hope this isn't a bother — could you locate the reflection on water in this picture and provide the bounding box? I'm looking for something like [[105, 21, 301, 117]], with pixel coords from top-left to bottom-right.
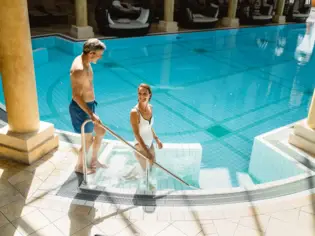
[[275, 37, 286, 56], [295, 21, 315, 65], [254, 20, 315, 63], [256, 38, 269, 50]]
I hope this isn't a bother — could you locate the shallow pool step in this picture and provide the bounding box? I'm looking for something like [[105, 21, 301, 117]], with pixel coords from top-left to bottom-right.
[[85, 141, 200, 191], [248, 125, 308, 184], [199, 169, 255, 190]]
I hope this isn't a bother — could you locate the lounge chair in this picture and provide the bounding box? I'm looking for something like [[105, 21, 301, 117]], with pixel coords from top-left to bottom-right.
[[95, 0, 152, 37]]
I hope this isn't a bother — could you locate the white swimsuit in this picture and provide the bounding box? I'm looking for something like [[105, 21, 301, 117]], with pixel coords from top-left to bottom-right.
[[134, 104, 154, 148]]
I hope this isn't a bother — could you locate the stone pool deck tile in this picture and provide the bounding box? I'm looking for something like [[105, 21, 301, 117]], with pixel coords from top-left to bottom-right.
[[0, 141, 314, 236]]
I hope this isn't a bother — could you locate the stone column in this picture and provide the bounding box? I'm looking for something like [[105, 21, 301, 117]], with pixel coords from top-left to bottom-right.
[[0, 0, 58, 164], [221, 0, 239, 28], [288, 89, 315, 155], [0, 4, 39, 133], [70, 0, 94, 39], [273, 0, 286, 24], [307, 90, 315, 129], [158, 0, 178, 33]]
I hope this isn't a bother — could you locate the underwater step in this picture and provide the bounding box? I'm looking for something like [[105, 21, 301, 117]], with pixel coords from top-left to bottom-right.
[[85, 141, 202, 191]]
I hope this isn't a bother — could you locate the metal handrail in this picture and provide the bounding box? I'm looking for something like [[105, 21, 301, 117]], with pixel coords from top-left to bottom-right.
[[81, 119, 200, 190]]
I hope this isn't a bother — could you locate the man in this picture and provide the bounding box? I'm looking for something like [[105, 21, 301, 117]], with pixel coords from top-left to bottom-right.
[[69, 38, 107, 174]]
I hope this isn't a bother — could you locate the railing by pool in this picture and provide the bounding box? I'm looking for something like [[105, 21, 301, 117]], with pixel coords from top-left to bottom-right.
[[80, 119, 200, 191]]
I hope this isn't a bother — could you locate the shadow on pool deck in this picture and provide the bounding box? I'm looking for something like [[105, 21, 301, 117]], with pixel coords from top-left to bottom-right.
[[0, 107, 7, 127]]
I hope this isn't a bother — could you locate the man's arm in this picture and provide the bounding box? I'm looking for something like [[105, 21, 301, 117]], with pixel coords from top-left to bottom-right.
[[71, 70, 93, 117]]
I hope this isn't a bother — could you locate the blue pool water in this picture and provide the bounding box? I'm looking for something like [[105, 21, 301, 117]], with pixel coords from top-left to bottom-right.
[[1, 24, 314, 188]]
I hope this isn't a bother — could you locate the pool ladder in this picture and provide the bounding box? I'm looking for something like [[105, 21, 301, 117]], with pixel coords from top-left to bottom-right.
[[81, 119, 200, 191]]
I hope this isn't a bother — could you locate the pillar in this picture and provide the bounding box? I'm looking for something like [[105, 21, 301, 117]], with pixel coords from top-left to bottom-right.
[[75, 0, 88, 27], [0, 0, 58, 164], [0, 2, 39, 133], [288, 89, 315, 155], [158, 0, 178, 33], [227, 0, 238, 18], [221, 0, 239, 28], [273, 0, 286, 24], [70, 0, 94, 39], [307, 89, 315, 129]]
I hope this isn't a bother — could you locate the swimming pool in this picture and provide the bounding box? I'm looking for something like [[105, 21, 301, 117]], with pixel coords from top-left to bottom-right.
[[1, 24, 314, 190]]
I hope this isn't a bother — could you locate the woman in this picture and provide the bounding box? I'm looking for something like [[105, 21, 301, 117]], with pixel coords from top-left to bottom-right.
[[127, 83, 163, 183]]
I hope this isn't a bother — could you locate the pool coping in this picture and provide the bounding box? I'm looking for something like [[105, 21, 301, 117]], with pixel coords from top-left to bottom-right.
[[55, 121, 315, 206], [30, 22, 305, 42]]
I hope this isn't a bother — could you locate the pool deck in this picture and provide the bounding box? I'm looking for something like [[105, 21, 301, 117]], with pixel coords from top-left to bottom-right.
[[0, 135, 314, 236]]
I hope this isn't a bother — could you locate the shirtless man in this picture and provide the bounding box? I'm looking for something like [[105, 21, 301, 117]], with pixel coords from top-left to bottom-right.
[[69, 38, 107, 174]]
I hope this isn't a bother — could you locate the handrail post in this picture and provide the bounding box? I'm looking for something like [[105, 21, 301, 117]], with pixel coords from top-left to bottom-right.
[[81, 119, 93, 185], [145, 159, 150, 191]]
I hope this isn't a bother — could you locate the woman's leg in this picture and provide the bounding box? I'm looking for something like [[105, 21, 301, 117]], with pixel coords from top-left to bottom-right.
[[134, 143, 155, 169], [148, 144, 156, 170], [133, 143, 157, 190], [134, 144, 149, 171]]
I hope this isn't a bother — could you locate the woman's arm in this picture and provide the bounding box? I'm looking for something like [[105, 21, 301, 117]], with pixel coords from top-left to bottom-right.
[[150, 105, 163, 149], [151, 128, 159, 142], [151, 127, 163, 149]]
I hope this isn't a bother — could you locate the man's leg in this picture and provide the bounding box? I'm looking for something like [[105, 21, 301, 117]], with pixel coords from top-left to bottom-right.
[[91, 124, 107, 169], [75, 133, 95, 174]]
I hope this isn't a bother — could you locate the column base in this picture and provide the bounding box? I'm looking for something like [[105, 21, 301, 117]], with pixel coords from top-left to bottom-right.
[[0, 121, 59, 164], [221, 17, 239, 28], [70, 25, 94, 39], [158, 21, 178, 33], [272, 15, 286, 24], [288, 119, 315, 156]]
